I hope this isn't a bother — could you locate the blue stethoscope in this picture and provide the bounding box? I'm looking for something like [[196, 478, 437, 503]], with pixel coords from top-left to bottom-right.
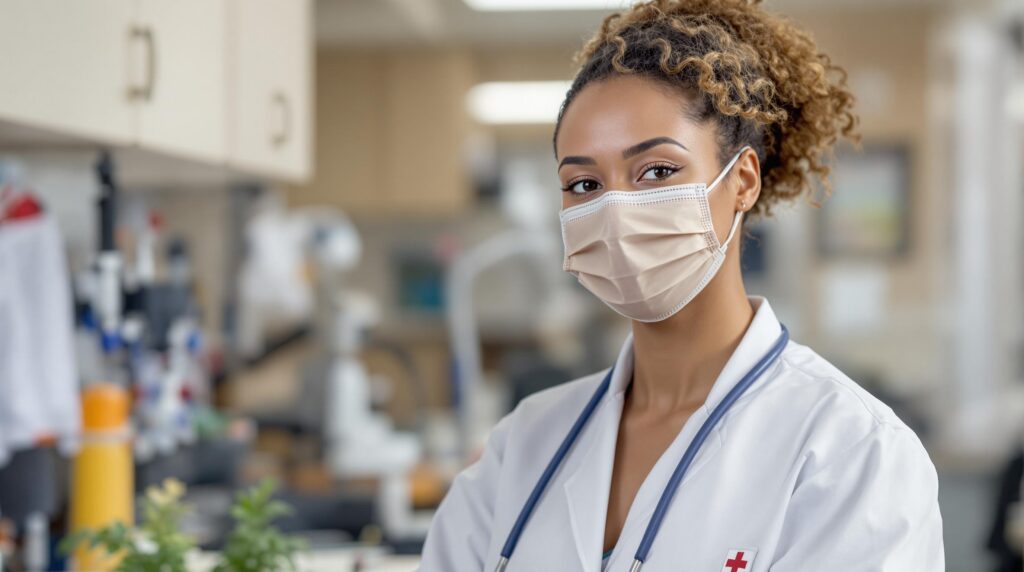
[[494, 325, 789, 572]]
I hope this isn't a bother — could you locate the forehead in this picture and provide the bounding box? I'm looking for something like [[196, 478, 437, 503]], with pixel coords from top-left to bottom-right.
[[555, 75, 703, 158]]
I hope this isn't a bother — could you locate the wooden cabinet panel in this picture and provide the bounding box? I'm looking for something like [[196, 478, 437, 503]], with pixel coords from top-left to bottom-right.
[[293, 50, 472, 216]]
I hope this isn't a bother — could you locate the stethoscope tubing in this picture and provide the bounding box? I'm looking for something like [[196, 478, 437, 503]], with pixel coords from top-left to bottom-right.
[[630, 324, 789, 567], [496, 325, 790, 572], [498, 363, 615, 561]]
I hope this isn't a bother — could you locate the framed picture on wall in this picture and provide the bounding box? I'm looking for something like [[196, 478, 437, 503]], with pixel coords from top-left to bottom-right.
[[816, 143, 911, 259]]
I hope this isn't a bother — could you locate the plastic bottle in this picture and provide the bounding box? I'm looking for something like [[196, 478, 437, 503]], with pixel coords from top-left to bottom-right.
[[23, 512, 46, 572], [69, 384, 133, 571]]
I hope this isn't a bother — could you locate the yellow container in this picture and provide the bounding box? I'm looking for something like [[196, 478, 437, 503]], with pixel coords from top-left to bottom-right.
[[70, 383, 133, 571]]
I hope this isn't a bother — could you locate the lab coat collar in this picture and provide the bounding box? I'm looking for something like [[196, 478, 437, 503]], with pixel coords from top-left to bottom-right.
[[701, 295, 784, 412], [607, 295, 783, 411], [560, 297, 780, 571]]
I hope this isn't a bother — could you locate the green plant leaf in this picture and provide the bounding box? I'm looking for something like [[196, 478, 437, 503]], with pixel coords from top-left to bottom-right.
[[216, 479, 306, 572], [61, 479, 196, 572]]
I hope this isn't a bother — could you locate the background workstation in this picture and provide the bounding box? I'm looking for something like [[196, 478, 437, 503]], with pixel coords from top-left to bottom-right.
[[0, 0, 1022, 570]]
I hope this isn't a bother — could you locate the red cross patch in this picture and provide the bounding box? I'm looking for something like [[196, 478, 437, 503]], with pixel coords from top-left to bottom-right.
[[721, 549, 757, 572]]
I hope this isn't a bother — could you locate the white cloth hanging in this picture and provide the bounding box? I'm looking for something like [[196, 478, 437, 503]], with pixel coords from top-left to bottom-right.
[[0, 213, 79, 467]]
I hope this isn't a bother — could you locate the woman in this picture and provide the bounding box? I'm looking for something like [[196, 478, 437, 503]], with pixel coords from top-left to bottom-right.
[[421, 1, 944, 570]]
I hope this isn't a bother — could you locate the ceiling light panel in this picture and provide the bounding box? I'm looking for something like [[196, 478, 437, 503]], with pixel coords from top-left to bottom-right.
[[463, 0, 630, 11], [466, 81, 573, 124]]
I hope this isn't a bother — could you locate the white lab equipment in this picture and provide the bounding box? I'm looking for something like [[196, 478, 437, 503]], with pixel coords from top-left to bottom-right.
[[324, 292, 421, 475], [446, 228, 558, 455], [446, 158, 585, 457], [125, 199, 159, 286], [22, 512, 46, 572], [323, 291, 427, 538], [95, 153, 122, 351], [145, 318, 200, 457], [420, 298, 944, 571], [298, 208, 429, 539], [236, 193, 316, 358]]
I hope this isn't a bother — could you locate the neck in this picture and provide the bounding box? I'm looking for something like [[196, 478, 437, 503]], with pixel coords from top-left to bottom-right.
[[628, 266, 754, 412]]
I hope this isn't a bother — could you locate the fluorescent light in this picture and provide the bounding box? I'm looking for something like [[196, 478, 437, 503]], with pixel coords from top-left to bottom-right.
[[463, 0, 630, 11], [466, 81, 573, 125]]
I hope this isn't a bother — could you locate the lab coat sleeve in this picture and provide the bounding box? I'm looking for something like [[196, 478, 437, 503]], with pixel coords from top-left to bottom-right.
[[769, 423, 944, 571], [419, 411, 515, 572]]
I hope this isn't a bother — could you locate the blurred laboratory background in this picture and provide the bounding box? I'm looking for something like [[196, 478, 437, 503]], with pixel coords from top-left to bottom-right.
[[0, 0, 1021, 570]]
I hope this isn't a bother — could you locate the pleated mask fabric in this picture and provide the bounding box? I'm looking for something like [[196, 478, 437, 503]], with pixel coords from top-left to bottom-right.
[[559, 148, 748, 322]]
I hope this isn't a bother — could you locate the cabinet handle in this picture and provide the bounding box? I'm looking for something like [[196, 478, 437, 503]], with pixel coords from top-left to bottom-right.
[[128, 26, 157, 102], [271, 91, 291, 148]]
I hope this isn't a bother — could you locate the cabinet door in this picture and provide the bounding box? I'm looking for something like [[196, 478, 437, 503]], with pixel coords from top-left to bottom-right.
[[135, 0, 228, 163], [0, 0, 135, 144], [228, 0, 312, 182]]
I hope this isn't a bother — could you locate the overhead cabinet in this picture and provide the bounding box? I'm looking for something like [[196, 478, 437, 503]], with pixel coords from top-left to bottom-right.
[[228, 0, 313, 182], [0, 0, 137, 145], [134, 0, 228, 163], [0, 0, 312, 184]]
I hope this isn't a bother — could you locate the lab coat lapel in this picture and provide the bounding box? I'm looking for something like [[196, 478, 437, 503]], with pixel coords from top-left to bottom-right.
[[604, 406, 723, 568], [562, 403, 621, 572], [608, 298, 782, 567], [562, 338, 633, 572], [702, 296, 784, 412], [559, 299, 782, 570]]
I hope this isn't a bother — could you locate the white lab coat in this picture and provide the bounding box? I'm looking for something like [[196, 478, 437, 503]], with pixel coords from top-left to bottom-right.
[[0, 214, 80, 467], [419, 297, 944, 571]]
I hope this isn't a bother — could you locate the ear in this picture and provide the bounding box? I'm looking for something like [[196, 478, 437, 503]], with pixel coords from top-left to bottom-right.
[[733, 148, 761, 213]]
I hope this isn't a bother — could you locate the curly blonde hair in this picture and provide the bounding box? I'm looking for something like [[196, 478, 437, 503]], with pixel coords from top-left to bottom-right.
[[554, 0, 859, 216]]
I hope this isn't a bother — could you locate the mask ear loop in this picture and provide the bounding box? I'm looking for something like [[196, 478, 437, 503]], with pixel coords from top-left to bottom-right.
[[706, 146, 751, 252], [706, 146, 751, 194], [720, 211, 744, 252]]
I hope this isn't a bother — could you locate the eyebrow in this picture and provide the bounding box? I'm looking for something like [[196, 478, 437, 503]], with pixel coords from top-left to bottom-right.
[[557, 136, 688, 170], [557, 156, 597, 169], [622, 136, 688, 158]]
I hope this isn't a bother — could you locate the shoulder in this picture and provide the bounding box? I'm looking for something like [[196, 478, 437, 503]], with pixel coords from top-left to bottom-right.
[[773, 340, 905, 426], [766, 340, 934, 477], [765, 343, 944, 568]]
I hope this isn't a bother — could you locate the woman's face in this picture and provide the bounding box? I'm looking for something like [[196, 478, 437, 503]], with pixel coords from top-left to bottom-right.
[[554, 75, 745, 244]]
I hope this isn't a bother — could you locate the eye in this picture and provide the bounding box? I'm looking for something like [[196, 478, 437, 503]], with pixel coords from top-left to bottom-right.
[[561, 178, 602, 195], [639, 162, 680, 182]]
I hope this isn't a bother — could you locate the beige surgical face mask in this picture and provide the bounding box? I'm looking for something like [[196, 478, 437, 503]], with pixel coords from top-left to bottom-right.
[[559, 147, 748, 322]]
